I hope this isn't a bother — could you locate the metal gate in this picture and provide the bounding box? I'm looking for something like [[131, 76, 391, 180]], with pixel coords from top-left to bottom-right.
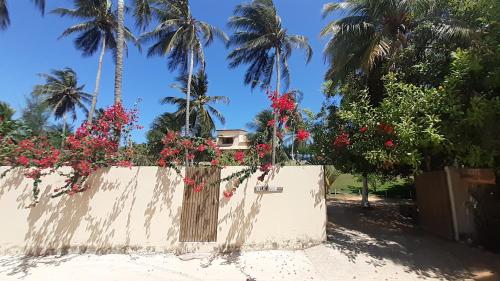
[[179, 167, 221, 242]]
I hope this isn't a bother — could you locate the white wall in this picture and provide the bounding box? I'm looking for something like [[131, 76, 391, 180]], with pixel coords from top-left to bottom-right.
[[0, 166, 326, 255]]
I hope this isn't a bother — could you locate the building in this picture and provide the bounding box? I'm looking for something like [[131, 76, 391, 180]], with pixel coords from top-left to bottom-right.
[[216, 129, 251, 150]]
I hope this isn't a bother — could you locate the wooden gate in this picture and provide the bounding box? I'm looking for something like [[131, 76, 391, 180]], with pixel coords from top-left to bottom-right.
[[179, 166, 221, 242], [415, 171, 454, 239]]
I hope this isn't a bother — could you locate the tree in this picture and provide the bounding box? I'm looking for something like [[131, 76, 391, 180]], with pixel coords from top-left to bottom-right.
[[0, 0, 45, 30], [161, 70, 229, 137], [227, 0, 312, 165], [114, 0, 125, 105], [53, 0, 139, 122], [246, 109, 274, 145], [33, 68, 91, 148], [142, 0, 228, 142], [146, 112, 181, 156], [20, 93, 50, 136], [0, 101, 15, 121], [320, 0, 476, 104]]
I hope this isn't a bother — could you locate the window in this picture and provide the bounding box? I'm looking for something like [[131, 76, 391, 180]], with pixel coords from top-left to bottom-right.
[[220, 137, 234, 145]]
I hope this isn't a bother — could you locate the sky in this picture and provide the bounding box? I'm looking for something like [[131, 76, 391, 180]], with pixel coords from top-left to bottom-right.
[[0, 0, 339, 143]]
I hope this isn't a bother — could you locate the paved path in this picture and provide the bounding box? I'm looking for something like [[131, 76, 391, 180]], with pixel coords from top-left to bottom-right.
[[0, 197, 498, 280]]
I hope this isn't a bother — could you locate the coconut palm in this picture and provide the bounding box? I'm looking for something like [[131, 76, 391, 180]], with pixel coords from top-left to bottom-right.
[[53, 0, 139, 123], [227, 0, 313, 165], [33, 68, 91, 147], [0, 0, 45, 30], [141, 0, 228, 140], [161, 70, 229, 138], [113, 0, 152, 105], [246, 109, 274, 145], [146, 112, 181, 155], [321, 0, 476, 102]]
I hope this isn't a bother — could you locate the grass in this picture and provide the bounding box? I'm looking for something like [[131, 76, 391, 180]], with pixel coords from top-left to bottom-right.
[[329, 174, 416, 199]]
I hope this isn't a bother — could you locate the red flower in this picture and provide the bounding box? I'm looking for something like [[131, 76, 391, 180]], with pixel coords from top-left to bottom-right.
[[157, 158, 166, 167], [223, 190, 234, 199], [267, 119, 276, 127], [184, 177, 195, 186], [194, 183, 205, 193], [116, 160, 132, 168], [359, 126, 368, 133], [187, 153, 195, 160], [260, 163, 272, 172], [385, 139, 395, 148], [280, 115, 289, 124], [17, 155, 30, 166], [334, 132, 351, 148], [378, 123, 394, 135], [234, 151, 246, 165], [256, 143, 271, 158], [296, 129, 310, 142], [211, 159, 219, 166], [197, 144, 207, 152]]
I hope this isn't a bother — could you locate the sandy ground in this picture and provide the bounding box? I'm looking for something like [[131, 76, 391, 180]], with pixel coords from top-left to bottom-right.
[[0, 196, 499, 281]]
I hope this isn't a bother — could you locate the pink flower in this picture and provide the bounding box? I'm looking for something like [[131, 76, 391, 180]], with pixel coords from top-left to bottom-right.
[[211, 159, 220, 166], [359, 126, 368, 133], [194, 183, 205, 192], [197, 144, 207, 152], [333, 132, 350, 147]]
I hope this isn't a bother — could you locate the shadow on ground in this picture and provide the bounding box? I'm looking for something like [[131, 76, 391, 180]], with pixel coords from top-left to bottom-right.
[[326, 196, 500, 280]]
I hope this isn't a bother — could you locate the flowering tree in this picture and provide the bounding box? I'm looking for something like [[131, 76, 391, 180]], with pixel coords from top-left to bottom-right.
[[313, 74, 448, 206]]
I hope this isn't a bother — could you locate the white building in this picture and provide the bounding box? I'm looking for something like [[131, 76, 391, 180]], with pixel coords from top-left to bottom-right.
[[216, 129, 251, 150]]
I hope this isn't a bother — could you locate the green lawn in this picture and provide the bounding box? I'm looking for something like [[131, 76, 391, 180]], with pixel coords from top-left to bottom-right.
[[328, 174, 415, 199]]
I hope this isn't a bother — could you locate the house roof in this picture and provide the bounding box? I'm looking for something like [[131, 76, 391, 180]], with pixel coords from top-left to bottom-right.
[[216, 129, 248, 132]]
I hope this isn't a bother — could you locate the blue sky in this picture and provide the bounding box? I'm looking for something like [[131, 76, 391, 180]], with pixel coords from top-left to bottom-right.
[[0, 0, 338, 143]]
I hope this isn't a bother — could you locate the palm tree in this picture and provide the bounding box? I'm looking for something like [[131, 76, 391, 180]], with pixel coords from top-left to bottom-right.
[[33, 68, 91, 147], [320, 0, 475, 103], [53, 0, 139, 123], [112, 0, 152, 105], [114, 0, 125, 105], [0, 0, 45, 30], [141, 0, 228, 140], [161, 70, 229, 137], [227, 0, 313, 165], [146, 112, 181, 155], [246, 109, 274, 145]]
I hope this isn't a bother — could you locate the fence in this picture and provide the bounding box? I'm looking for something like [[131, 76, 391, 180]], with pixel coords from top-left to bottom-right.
[[0, 166, 326, 255]]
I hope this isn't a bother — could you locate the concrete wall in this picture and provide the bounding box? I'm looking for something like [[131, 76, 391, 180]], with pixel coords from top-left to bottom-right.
[[0, 166, 326, 255]]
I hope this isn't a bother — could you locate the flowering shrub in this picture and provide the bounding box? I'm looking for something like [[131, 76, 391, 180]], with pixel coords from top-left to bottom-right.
[[1, 103, 140, 205]]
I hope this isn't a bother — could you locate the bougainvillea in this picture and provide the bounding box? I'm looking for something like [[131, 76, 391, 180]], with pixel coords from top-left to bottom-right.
[[1, 103, 140, 205]]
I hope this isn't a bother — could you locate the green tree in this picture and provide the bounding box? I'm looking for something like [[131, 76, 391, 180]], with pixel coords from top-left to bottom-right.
[[161, 70, 229, 137], [33, 68, 91, 147], [142, 0, 228, 141], [20, 93, 50, 136], [227, 0, 312, 165], [0, 101, 15, 121], [53, 0, 139, 122], [0, 0, 44, 30], [146, 112, 181, 156], [320, 0, 476, 103]]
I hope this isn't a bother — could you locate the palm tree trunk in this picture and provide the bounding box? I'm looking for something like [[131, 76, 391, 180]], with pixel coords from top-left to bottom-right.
[[88, 37, 106, 123], [291, 130, 295, 161], [185, 47, 194, 166], [272, 49, 281, 166], [114, 0, 125, 105], [361, 173, 370, 207], [61, 112, 67, 149]]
